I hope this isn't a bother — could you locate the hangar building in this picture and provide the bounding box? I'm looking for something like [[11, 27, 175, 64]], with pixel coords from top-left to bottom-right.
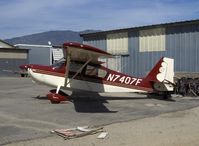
[[0, 40, 28, 76], [80, 19, 199, 77], [15, 44, 63, 66]]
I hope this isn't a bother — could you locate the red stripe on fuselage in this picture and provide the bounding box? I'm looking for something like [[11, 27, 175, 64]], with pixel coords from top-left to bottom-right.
[[32, 69, 153, 92]]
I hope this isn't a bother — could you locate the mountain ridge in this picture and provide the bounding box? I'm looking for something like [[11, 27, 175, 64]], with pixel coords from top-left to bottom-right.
[[5, 30, 100, 46]]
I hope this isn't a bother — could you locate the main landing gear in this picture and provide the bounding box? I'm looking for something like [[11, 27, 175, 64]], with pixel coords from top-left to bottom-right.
[[47, 89, 70, 104]]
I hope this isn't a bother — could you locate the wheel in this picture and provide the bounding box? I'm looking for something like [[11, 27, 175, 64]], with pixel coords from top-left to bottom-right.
[[50, 100, 60, 104]]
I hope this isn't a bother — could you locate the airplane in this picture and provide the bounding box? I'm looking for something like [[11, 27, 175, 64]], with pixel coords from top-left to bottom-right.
[[20, 42, 174, 103]]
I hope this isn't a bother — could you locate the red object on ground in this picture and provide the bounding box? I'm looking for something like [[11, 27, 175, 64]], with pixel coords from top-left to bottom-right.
[[47, 89, 69, 104]]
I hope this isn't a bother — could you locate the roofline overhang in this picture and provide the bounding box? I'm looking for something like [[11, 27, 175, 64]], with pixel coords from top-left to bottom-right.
[[80, 19, 199, 37]]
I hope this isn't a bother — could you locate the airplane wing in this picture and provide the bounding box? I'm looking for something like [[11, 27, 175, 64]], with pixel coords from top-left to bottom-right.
[[62, 42, 112, 87], [63, 42, 112, 64]]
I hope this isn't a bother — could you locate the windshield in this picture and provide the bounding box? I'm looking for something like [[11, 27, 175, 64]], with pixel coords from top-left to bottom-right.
[[52, 57, 66, 69]]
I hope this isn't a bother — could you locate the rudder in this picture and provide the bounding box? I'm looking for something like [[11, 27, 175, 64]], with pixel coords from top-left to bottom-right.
[[145, 57, 174, 91]]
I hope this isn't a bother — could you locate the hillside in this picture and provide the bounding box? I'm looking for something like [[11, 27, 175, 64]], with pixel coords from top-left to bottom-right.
[[5, 30, 99, 46]]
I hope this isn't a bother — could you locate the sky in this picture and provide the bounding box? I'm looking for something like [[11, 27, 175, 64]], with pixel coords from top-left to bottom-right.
[[0, 0, 199, 39]]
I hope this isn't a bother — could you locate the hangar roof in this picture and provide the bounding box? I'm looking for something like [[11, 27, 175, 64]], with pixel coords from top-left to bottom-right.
[[0, 40, 29, 52], [0, 39, 15, 48], [80, 19, 199, 37]]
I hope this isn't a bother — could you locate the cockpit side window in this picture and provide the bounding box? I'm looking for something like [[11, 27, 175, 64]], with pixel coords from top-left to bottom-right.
[[85, 65, 107, 78], [70, 62, 84, 72], [52, 58, 66, 69], [85, 65, 97, 76], [98, 68, 107, 78]]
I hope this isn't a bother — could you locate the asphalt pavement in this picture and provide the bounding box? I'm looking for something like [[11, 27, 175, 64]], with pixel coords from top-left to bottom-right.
[[1, 77, 199, 145]]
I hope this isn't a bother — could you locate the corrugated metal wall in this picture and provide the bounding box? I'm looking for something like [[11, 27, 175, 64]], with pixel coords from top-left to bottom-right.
[[0, 58, 28, 76], [82, 22, 199, 78], [129, 29, 166, 77], [121, 55, 131, 75], [19, 46, 51, 65], [0, 50, 27, 59], [29, 47, 51, 65], [0, 48, 29, 76], [83, 35, 107, 51], [166, 24, 199, 72]]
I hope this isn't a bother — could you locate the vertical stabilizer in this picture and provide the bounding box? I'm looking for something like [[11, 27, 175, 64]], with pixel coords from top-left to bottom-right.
[[146, 57, 174, 91]]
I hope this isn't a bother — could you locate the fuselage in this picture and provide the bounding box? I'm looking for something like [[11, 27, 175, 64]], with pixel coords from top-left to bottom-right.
[[27, 60, 154, 93]]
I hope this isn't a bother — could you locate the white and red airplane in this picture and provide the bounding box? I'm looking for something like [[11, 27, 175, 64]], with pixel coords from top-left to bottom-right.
[[20, 42, 174, 103]]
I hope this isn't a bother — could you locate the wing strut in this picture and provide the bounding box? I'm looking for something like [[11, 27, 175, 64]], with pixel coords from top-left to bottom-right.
[[64, 54, 71, 87], [64, 58, 92, 87]]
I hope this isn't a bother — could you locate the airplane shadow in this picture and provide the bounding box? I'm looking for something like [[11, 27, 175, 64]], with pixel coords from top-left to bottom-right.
[[33, 96, 48, 100], [147, 94, 176, 102], [32, 93, 118, 113], [70, 92, 115, 113], [70, 92, 149, 113], [32, 91, 175, 113]]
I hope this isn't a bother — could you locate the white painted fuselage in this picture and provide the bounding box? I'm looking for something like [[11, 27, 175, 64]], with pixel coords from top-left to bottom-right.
[[28, 68, 146, 93]]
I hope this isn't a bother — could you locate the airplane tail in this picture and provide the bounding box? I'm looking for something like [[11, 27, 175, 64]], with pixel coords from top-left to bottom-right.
[[145, 57, 174, 91]]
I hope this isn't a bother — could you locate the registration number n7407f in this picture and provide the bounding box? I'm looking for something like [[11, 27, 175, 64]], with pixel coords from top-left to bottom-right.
[[106, 74, 142, 86]]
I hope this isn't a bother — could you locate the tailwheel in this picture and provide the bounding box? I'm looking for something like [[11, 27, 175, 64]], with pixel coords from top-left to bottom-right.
[[162, 91, 171, 100], [47, 89, 69, 104]]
